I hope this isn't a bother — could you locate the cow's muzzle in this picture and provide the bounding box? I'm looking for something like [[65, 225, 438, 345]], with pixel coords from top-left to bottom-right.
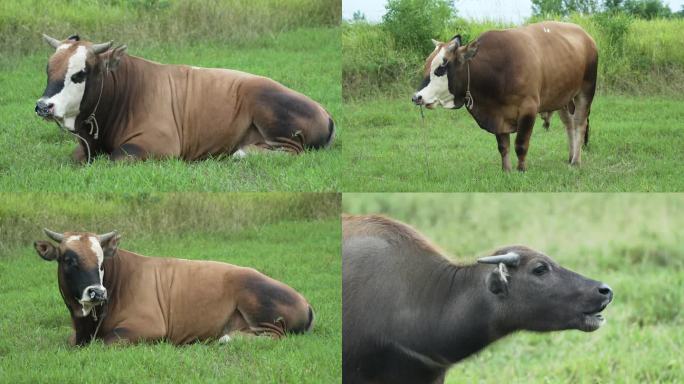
[[412, 94, 423, 105], [35, 99, 54, 118], [85, 286, 107, 303]]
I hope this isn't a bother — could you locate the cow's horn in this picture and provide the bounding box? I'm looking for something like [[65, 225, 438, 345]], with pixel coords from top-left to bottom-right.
[[477, 252, 520, 266], [42, 34, 61, 49], [91, 41, 113, 54], [97, 231, 118, 243], [43, 228, 65, 243]]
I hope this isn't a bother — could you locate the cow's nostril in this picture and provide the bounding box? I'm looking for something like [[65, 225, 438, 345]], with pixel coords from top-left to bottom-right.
[[412, 95, 423, 104]]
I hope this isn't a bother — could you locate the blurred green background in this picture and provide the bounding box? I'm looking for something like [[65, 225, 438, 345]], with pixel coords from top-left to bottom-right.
[[0, 192, 341, 383], [343, 193, 684, 382]]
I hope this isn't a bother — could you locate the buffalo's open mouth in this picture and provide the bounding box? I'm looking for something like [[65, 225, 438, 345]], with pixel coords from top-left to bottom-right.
[[581, 303, 608, 331]]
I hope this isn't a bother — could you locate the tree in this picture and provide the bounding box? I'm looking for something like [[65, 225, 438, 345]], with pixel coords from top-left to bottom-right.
[[352, 10, 366, 22], [531, 0, 598, 15], [623, 0, 672, 19], [382, 0, 455, 53]]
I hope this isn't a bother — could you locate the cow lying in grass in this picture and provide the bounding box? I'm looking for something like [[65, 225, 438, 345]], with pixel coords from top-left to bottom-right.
[[35, 34, 335, 163], [35, 228, 314, 346]]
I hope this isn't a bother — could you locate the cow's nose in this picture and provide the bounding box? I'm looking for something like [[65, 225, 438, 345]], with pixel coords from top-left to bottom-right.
[[87, 286, 107, 301], [412, 94, 423, 105], [598, 283, 613, 301], [35, 100, 54, 117]]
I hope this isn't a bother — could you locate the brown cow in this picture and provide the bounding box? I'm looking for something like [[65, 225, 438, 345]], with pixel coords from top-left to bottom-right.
[[34, 229, 314, 346], [412, 21, 597, 171], [35, 34, 335, 163]]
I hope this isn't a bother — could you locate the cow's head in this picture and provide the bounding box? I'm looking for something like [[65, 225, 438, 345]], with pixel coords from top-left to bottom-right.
[[34, 229, 120, 317], [412, 35, 479, 109], [478, 246, 613, 333], [35, 34, 127, 131]]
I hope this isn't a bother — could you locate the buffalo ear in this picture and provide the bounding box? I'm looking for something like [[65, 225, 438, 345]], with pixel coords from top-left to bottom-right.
[[35, 241, 59, 261], [105, 45, 128, 72], [486, 263, 509, 296], [100, 234, 121, 258]]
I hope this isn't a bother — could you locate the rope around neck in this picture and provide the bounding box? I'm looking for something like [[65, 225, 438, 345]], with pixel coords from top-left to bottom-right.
[[465, 62, 474, 110]]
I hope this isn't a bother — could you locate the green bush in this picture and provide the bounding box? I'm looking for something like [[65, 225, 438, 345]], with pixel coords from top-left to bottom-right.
[[383, 0, 455, 54]]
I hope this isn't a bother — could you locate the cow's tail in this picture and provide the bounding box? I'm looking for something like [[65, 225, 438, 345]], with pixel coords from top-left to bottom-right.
[[324, 117, 336, 149], [305, 305, 315, 333], [584, 117, 590, 147]]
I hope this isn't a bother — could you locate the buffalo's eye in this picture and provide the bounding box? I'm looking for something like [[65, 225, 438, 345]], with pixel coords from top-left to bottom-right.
[[532, 264, 548, 276], [71, 70, 86, 83]]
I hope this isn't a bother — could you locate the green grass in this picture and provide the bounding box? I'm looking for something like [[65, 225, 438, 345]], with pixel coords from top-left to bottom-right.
[[339, 95, 684, 191], [0, 193, 341, 383], [343, 193, 684, 382], [0, 27, 341, 192]]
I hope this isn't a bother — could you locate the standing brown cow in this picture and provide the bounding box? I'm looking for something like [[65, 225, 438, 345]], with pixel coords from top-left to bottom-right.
[[34, 229, 314, 346], [413, 21, 597, 171]]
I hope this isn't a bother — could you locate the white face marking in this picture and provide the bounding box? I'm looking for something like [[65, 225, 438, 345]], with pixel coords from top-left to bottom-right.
[[56, 43, 71, 51], [75, 237, 107, 316], [414, 47, 455, 108], [43, 45, 88, 130], [65, 235, 81, 244]]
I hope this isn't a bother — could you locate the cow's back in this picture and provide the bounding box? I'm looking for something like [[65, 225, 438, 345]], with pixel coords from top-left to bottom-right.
[[474, 21, 597, 111]]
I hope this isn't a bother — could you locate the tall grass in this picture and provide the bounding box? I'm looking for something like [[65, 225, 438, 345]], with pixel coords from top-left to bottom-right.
[[343, 15, 684, 98], [0, 0, 340, 57], [0, 192, 340, 253]]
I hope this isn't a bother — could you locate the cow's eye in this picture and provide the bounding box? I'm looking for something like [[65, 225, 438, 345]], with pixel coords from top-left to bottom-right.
[[100, 264, 104, 272], [532, 264, 548, 276], [71, 70, 86, 83]]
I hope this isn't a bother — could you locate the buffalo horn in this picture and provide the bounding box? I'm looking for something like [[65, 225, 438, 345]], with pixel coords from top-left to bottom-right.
[[42, 34, 61, 49], [43, 228, 65, 243], [477, 252, 520, 266]]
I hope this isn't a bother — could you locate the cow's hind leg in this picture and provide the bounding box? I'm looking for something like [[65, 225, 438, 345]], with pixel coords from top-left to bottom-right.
[[557, 106, 576, 164], [570, 94, 591, 166]]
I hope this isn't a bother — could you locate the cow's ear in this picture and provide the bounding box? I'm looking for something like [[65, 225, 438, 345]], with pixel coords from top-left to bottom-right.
[[35, 241, 59, 261], [105, 45, 128, 72], [445, 34, 462, 54], [486, 263, 509, 296], [462, 40, 479, 62], [100, 233, 121, 258], [431, 38, 441, 48]]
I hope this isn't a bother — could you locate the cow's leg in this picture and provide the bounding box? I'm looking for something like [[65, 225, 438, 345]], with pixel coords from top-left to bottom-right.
[[514, 111, 536, 172], [557, 107, 576, 164], [102, 328, 135, 345], [110, 143, 148, 162], [570, 94, 590, 166], [232, 143, 288, 159], [540, 111, 552, 130], [495, 133, 511, 172]]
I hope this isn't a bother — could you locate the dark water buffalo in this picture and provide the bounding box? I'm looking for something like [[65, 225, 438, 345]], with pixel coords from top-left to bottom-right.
[[35, 229, 314, 346], [412, 21, 597, 171], [343, 215, 613, 384], [35, 34, 335, 163]]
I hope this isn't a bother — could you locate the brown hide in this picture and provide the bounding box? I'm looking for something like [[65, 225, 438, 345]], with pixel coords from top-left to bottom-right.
[[77, 250, 312, 345]]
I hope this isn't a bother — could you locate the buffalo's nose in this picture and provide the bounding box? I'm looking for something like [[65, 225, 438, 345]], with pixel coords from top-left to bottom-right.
[[598, 283, 613, 301], [412, 94, 423, 105], [35, 100, 54, 117]]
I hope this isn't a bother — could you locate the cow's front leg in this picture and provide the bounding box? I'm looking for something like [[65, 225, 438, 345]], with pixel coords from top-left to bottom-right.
[[71, 145, 88, 164], [495, 133, 511, 172], [514, 112, 536, 172], [102, 327, 135, 345], [110, 143, 147, 162]]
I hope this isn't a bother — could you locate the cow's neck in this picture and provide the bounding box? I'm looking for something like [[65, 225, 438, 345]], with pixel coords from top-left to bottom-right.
[[74, 54, 136, 154], [425, 263, 505, 365]]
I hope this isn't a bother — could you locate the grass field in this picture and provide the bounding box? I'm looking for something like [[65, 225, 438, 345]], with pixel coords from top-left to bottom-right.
[[0, 193, 341, 383], [340, 95, 684, 191], [343, 193, 684, 382], [0, 27, 341, 192]]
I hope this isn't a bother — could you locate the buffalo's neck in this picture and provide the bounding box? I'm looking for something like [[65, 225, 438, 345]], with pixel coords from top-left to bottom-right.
[[424, 263, 504, 364]]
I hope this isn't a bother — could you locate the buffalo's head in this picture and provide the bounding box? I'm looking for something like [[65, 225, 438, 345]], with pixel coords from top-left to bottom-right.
[[478, 246, 613, 333]]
